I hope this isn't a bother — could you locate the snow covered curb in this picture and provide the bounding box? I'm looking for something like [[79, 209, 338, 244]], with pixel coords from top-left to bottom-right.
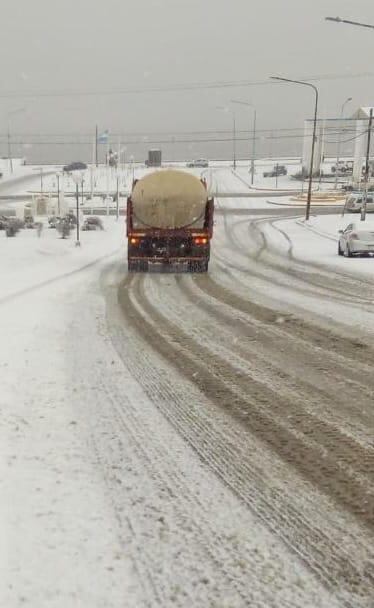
[[295, 219, 338, 242], [259, 213, 374, 281], [232, 170, 299, 196], [267, 198, 304, 207]]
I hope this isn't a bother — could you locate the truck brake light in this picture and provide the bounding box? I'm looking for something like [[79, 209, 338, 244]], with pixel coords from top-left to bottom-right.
[[194, 237, 208, 245], [130, 237, 139, 245]]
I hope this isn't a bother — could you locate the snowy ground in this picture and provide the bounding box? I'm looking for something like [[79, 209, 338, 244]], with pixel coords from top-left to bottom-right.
[[1, 166, 374, 607], [259, 213, 374, 282]]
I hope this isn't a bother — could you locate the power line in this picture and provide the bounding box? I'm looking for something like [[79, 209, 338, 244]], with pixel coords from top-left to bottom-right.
[[0, 134, 359, 146], [0, 71, 373, 100]]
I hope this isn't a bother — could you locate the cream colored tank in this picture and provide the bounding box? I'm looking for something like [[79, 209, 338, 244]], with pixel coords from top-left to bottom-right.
[[132, 169, 207, 229]]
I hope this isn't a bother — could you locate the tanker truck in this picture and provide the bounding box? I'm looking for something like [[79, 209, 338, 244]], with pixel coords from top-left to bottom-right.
[[127, 169, 214, 272]]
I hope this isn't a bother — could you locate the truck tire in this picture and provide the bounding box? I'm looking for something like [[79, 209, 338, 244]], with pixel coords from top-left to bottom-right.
[[128, 260, 138, 272], [188, 260, 208, 273]]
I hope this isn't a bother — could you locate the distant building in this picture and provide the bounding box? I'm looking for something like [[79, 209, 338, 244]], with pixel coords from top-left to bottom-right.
[[145, 149, 162, 167], [301, 106, 374, 179], [351, 107, 374, 182]]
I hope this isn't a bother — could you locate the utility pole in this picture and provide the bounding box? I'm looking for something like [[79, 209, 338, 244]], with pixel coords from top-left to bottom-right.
[[361, 108, 373, 222]]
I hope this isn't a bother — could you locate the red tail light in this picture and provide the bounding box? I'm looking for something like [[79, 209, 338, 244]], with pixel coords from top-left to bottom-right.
[[130, 237, 139, 245], [194, 237, 208, 245]]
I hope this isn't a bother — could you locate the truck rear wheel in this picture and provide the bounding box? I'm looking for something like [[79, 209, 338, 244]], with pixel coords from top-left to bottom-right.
[[188, 260, 208, 273], [128, 260, 149, 272]]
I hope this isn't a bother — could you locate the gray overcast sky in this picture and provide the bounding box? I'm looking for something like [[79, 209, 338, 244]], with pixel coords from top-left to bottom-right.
[[1, 0, 374, 159]]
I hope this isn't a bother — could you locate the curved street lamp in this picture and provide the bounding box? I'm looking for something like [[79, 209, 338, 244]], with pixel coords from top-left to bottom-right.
[[325, 16, 374, 30], [335, 97, 353, 189], [270, 76, 319, 221]]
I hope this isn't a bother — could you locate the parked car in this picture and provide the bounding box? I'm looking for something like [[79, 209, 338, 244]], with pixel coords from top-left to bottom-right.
[[331, 161, 353, 175], [24, 214, 35, 229], [186, 159, 209, 168], [63, 161, 87, 173], [82, 216, 104, 231], [56, 218, 71, 239], [345, 193, 374, 213], [65, 212, 77, 225], [338, 221, 374, 257], [0, 215, 9, 230], [48, 215, 60, 228], [263, 165, 287, 178], [5, 219, 21, 237]]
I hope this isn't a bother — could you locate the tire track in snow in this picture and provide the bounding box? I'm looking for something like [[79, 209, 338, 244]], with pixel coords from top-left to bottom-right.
[[98, 265, 341, 607], [111, 269, 373, 607]]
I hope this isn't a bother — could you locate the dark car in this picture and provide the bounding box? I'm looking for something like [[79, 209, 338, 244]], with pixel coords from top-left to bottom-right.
[[82, 216, 104, 231], [48, 215, 60, 228], [263, 165, 287, 178], [187, 159, 209, 168], [63, 161, 87, 173], [5, 218, 22, 237], [0, 215, 9, 230]]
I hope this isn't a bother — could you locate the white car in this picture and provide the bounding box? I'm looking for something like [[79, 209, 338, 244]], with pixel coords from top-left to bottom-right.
[[344, 193, 374, 213], [338, 221, 374, 257]]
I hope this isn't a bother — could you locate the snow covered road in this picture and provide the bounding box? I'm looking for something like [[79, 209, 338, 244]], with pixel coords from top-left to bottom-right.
[[2, 168, 374, 607]]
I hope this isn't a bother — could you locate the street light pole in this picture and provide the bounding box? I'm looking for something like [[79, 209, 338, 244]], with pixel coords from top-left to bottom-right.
[[270, 76, 319, 221], [75, 183, 80, 246], [335, 97, 353, 189], [71, 171, 84, 247], [56, 173, 60, 215], [361, 108, 373, 222], [216, 106, 237, 169], [251, 109, 257, 184], [116, 174, 120, 220], [231, 100, 257, 183], [7, 122, 13, 174], [7, 108, 26, 174], [233, 112, 237, 170]]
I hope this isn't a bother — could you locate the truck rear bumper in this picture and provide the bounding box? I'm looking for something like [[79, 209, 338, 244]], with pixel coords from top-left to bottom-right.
[[128, 256, 209, 272], [129, 256, 207, 263]]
